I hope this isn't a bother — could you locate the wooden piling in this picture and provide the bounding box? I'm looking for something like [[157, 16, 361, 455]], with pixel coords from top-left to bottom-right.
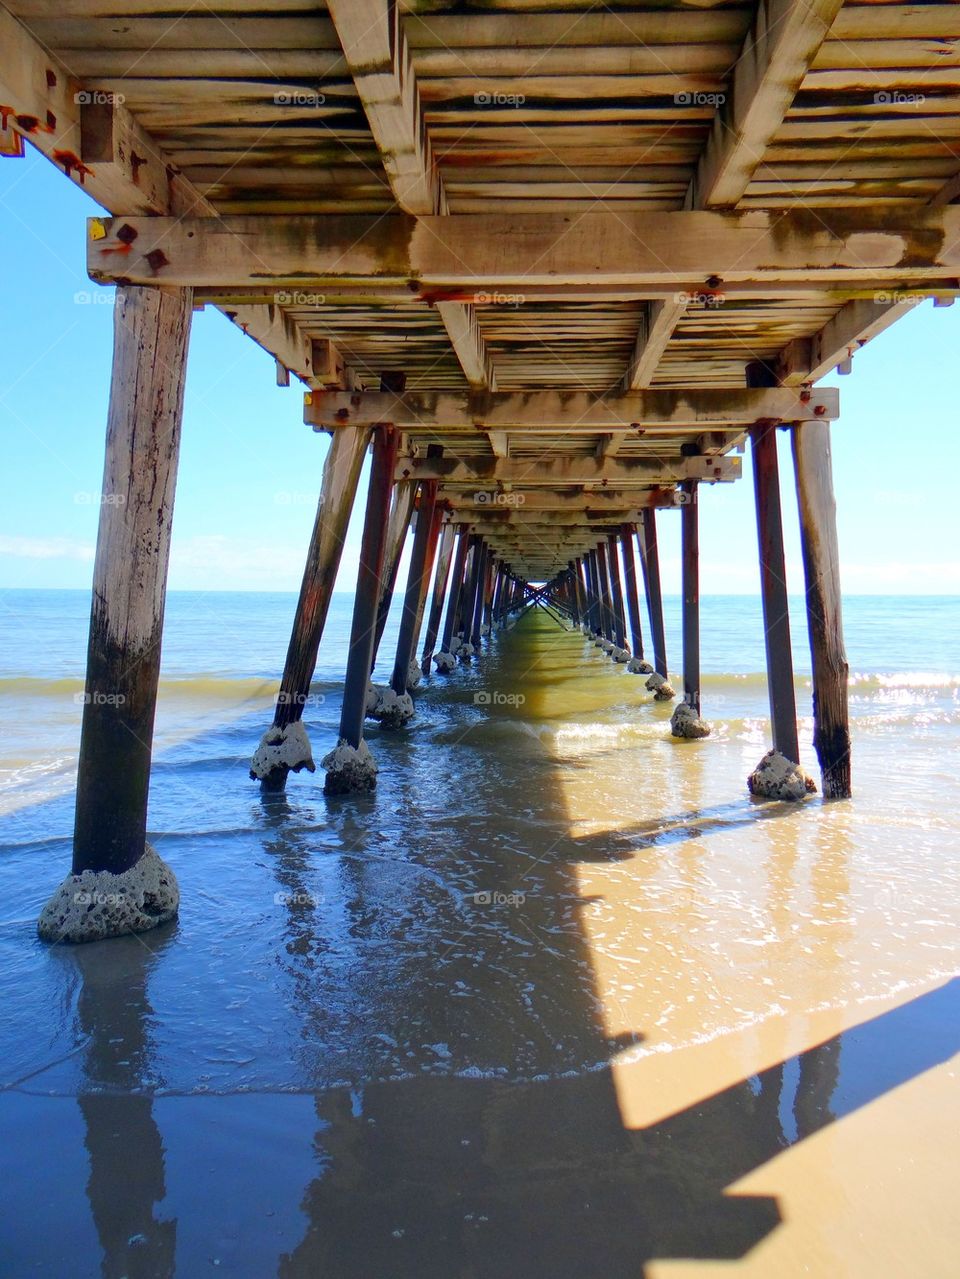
[[72, 285, 192, 878], [638, 510, 668, 679], [439, 528, 470, 654], [620, 525, 645, 660], [336, 426, 398, 754], [606, 534, 627, 649], [272, 427, 373, 736], [371, 479, 416, 669], [391, 480, 438, 696], [470, 540, 488, 648], [421, 521, 455, 669], [791, 421, 851, 797], [751, 422, 800, 765], [681, 481, 701, 713]]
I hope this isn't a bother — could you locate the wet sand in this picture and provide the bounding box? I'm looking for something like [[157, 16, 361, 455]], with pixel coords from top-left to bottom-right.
[[1, 609, 958, 1277]]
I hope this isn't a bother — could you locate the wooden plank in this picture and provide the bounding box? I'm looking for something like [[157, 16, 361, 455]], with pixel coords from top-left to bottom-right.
[[445, 489, 679, 511], [304, 388, 837, 431], [326, 0, 494, 390], [687, 0, 846, 209], [88, 210, 960, 289], [623, 299, 688, 390], [394, 456, 741, 485]]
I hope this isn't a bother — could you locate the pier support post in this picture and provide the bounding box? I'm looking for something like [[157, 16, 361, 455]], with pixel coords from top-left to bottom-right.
[[455, 534, 480, 660], [370, 478, 417, 671], [594, 541, 614, 651], [606, 535, 630, 660], [322, 427, 399, 794], [408, 502, 443, 677], [672, 482, 710, 738], [791, 421, 851, 798], [39, 285, 192, 943], [638, 510, 674, 699], [748, 423, 815, 800], [469, 540, 488, 650], [436, 528, 470, 671], [385, 479, 438, 723], [621, 525, 653, 676], [421, 522, 454, 672], [250, 426, 372, 790]]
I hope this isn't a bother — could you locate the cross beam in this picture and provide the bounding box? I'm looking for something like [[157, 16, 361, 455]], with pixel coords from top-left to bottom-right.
[[86, 211, 960, 290], [396, 457, 740, 485], [304, 387, 837, 432]]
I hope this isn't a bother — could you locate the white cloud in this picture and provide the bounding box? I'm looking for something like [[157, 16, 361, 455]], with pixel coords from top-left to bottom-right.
[[0, 535, 94, 561]]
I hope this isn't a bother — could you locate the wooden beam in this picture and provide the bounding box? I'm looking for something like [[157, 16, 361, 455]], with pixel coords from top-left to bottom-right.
[[326, 0, 494, 389], [687, 0, 846, 210], [86, 210, 960, 290], [623, 299, 688, 390], [445, 489, 679, 512], [778, 296, 920, 385], [396, 456, 741, 485], [304, 388, 837, 432]]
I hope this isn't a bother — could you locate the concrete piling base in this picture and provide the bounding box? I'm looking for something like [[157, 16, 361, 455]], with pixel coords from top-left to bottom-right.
[[645, 672, 676, 700], [627, 658, 654, 675], [748, 749, 817, 801], [369, 687, 415, 729], [249, 721, 316, 788], [38, 844, 179, 944], [612, 647, 631, 663], [434, 652, 457, 673], [406, 659, 423, 691], [322, 738, 378, 795], [671, 702, 711, 739]]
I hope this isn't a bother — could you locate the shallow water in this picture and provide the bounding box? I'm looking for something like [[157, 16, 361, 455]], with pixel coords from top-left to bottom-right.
[[0, 597, 958, 1276]]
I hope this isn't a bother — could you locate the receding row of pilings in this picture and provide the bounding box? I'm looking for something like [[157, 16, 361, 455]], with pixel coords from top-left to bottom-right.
[[36, 287, 850, 943]]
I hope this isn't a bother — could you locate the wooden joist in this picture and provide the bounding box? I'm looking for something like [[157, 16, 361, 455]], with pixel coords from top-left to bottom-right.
[[326, 0, 494, 390], [686, 0, 846, 210], [303, 387, 838, 432], [395, 457, 741, 486], [87, 210, 960, 291], [623, 300, 689, 391]]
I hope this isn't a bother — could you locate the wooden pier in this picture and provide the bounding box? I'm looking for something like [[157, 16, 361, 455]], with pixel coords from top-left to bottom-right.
[[5, 0, 956, 939]]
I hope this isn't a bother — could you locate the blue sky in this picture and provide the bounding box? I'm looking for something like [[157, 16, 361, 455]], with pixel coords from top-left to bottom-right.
[[1, 151, 957, 595]]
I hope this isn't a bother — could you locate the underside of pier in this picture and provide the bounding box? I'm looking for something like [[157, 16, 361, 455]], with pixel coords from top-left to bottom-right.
[[2, 0, 955, 913]]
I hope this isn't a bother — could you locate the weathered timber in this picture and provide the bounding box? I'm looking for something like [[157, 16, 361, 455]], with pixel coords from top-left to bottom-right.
[[396, 457, 740, 486], [421, 522, 455, 670], [751, 422, 801, 767], [391, 480, 438, 698], [681, 482, 701, 714], [69, 287, 191, 896], [305, 388, 837, 432], [336, 427, 399, 754], [86, 210, 960, 290], [791, 422, 851, 798], [620, 525, 645, 661], [637, 511, 668, 679]]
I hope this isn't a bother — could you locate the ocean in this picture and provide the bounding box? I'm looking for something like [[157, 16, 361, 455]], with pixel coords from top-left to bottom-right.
[[0, 589, 958, 1275]]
